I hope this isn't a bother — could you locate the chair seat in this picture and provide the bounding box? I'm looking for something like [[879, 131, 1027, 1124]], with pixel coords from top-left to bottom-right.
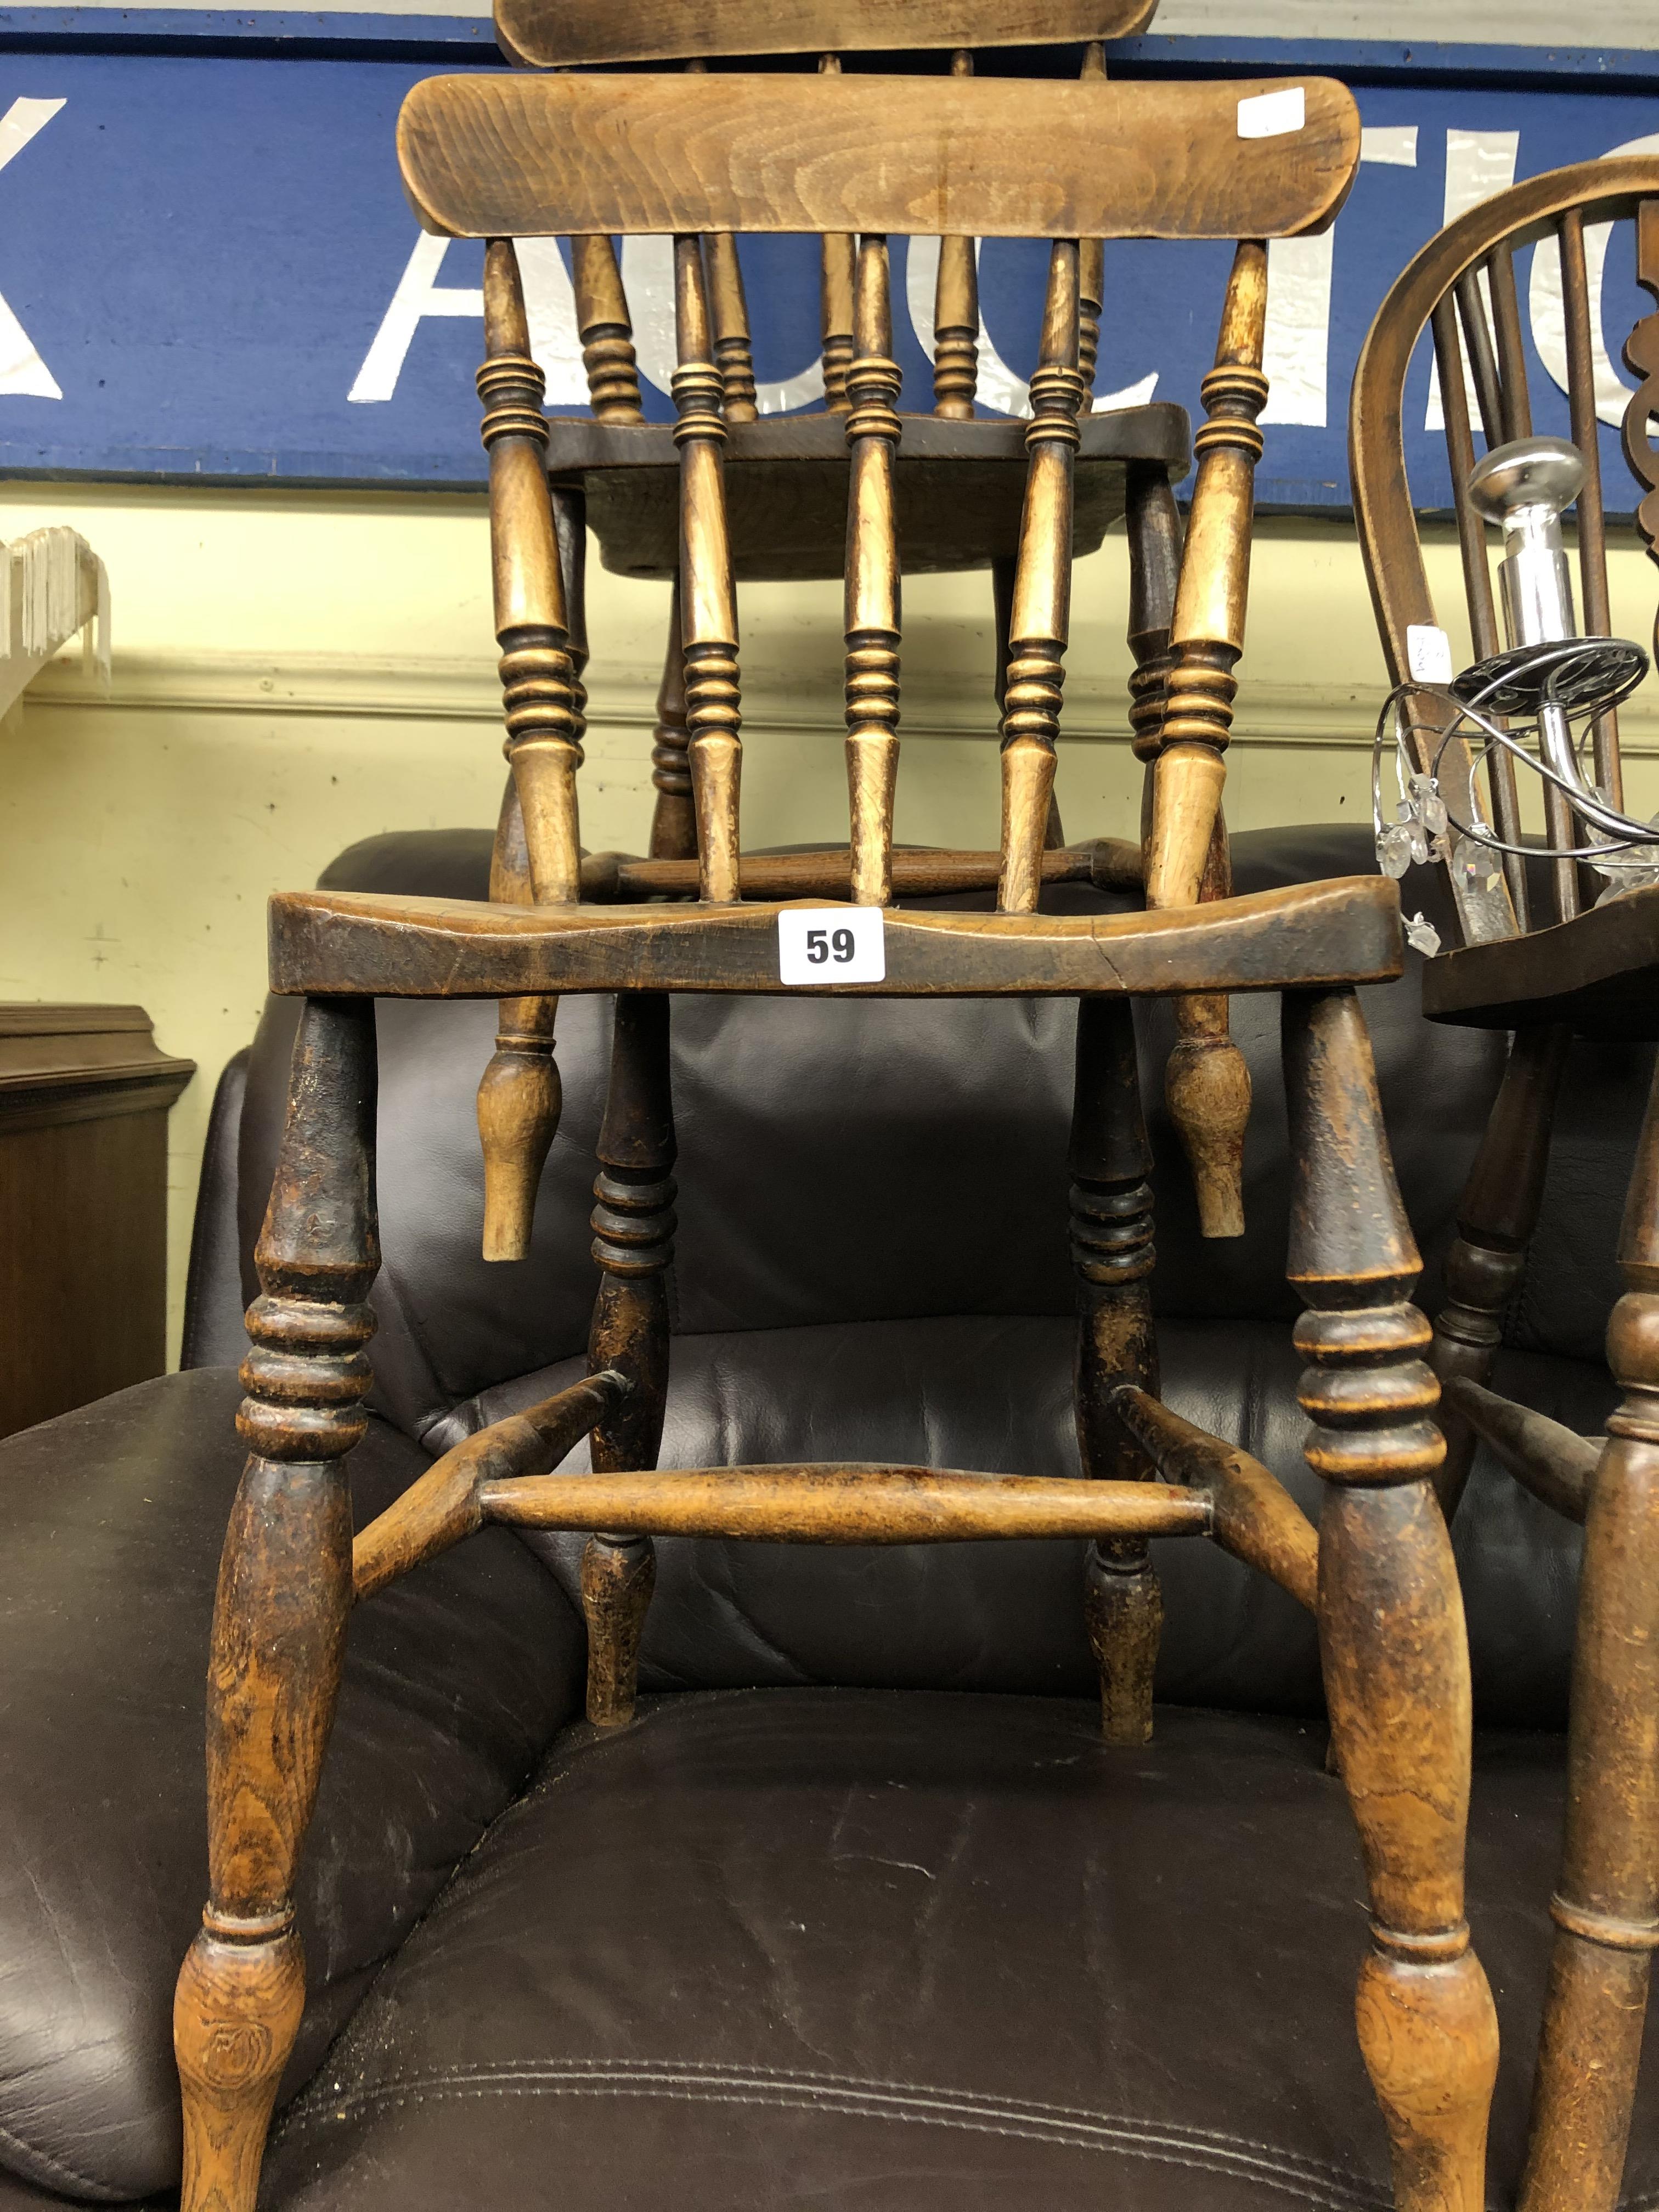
[[268, 877, 1402, 1000], [545, 404, 1193, 580], [258, 1687, 1659, 2212], [1422, 884, 1659, 1040]]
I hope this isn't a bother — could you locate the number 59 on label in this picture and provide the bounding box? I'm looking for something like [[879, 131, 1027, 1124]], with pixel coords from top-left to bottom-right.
[[776, 906, 887, 985]]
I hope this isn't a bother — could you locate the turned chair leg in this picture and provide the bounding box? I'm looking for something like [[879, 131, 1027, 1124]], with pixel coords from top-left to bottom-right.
[[1431, 1023, 1570, 1519], [174, 997, 379, 2212], [1285, 986, 1498, 2212], [1070, 997, 1161, 1742], [649, 575, 697, 862], [1519, 1058, 1659, 2212], [582, 990, 676, 1726]]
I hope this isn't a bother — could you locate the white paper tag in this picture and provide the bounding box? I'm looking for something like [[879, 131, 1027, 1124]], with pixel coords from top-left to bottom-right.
[[1237, 86, 1305, 139], [1407, 624, 1454, 684], [777, 906, 886, 985]]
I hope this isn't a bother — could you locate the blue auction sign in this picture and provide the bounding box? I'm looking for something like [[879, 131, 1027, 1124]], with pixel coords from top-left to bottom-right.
[[0, 27, 1651, 507]]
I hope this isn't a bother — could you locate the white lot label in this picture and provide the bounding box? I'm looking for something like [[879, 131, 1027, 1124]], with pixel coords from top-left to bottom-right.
[[1407, 624, 1454, 683], [1237, 86, 1305, 139], [777, 906, 887, 985]]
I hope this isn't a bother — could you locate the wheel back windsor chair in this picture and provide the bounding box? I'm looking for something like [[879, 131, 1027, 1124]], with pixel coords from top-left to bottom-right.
[[1350, 155, 1659, 2212], [174, 66, 1502, 2212], [473, 0, 1271, 1261]]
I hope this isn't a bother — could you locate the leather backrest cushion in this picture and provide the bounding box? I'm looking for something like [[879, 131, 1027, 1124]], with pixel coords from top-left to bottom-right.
[[235, 824, 1515, 1443]]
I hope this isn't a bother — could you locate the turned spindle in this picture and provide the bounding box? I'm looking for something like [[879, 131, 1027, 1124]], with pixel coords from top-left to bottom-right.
[[475, 245, 581, 1256], [932, 50, 979, 421], [1143, 247, 1266, 1236], [571, 232, 644, 424], [1071, 996, 1161, 1744], [1147, 240, 1267, 910], [673, 233, 742, 903], [648, 577, 697, 861], [1286, 986, 1498, 2212], [844, 234, 904, 909], [583, 991, 677, 1728], [175, 997, 380, 2212], [818, 55, 855, 414], [996, 239, 1085, 916], [1077, 41, 1107, 411], [705, 231, 758, 423], [478, 481, 587, 1260], [479, 239, 581, 906]]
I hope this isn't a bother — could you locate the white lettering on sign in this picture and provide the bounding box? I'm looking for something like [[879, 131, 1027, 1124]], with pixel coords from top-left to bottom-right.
[[1237, 87, 1305, 139], [1407, 624, 1454, 684], [1425, 129, 1519, 431], [1530, 128, 1659, 429], [0, 98, 65, 400], [1360, 125, 1419, 166], [777, 907, 886, 986], [1260, 121, 1418, 428], [350, 232, 589, 406]]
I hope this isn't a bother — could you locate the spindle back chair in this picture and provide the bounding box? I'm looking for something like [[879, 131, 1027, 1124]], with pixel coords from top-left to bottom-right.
[[496, 0, 1164, 865], [176, 69, 1505, 2212], [1350, 156, 1659, 2212]]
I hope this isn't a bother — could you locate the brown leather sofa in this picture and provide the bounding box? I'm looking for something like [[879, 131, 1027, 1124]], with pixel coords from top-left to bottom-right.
[[0, 823, 1651, 2211]]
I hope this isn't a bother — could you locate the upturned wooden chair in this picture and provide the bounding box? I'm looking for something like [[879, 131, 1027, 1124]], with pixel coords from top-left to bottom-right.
[[172, 66, 1505, 2212], [1350, 155, 1659, 2212], [474, 0, 1271, 1257], [495, 0, 1162, 865]]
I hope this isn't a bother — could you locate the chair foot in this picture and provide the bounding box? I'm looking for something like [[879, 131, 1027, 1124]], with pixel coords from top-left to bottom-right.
[[175, 1923, 305, 2212], [1356, 1945, 1498, 2212], [1084, 1544, 1161, 1744], [582, 1533, 656, 1726]]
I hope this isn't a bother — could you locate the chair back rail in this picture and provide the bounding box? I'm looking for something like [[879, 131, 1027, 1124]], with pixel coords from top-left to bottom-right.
[[399, 74, 1359, 242], [1350, 155, 1659, 948], [495, 0, 1155, 68]]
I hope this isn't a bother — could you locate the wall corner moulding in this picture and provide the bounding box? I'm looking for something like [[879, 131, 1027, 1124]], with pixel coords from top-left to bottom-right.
[[0, 16, 1654, 511]]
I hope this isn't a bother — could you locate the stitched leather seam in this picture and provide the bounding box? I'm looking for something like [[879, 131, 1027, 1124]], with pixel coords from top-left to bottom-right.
[[0, 2111, 130, 2202], [279, 2062, 1386, 2206]]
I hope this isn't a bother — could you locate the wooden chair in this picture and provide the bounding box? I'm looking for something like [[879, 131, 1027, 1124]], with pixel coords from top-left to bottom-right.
[[1350, 154, 1659, 2212], [172, 67, 1505, 2212], [473, 0, 1269, 1257]]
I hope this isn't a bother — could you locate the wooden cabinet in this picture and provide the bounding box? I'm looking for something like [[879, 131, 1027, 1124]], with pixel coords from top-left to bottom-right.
[[0, 1005, 194, 1439]]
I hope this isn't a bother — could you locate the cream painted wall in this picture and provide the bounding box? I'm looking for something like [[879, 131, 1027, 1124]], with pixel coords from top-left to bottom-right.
[[1, 478, 1655, 1363]]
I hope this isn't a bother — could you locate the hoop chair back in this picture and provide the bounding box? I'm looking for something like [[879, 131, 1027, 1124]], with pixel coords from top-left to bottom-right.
[[1351, 156, 1659, 949]]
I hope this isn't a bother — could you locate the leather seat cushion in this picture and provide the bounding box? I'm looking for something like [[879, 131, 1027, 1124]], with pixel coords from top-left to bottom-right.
[[261, 1688, 1659, 2212], [0, 1370, 587, 2204]]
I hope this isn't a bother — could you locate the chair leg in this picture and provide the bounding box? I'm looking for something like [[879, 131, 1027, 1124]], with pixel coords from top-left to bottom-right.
[[583, 990, 676, 1726], [1519, 1058, 1659, 2212], [1070, 996, 1161, 1743], [174, 997, 379, 2212], [1285, 986, 1498, 2212], [1431, 1022, 1570, 1519], [648, 575, 697, 861]]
